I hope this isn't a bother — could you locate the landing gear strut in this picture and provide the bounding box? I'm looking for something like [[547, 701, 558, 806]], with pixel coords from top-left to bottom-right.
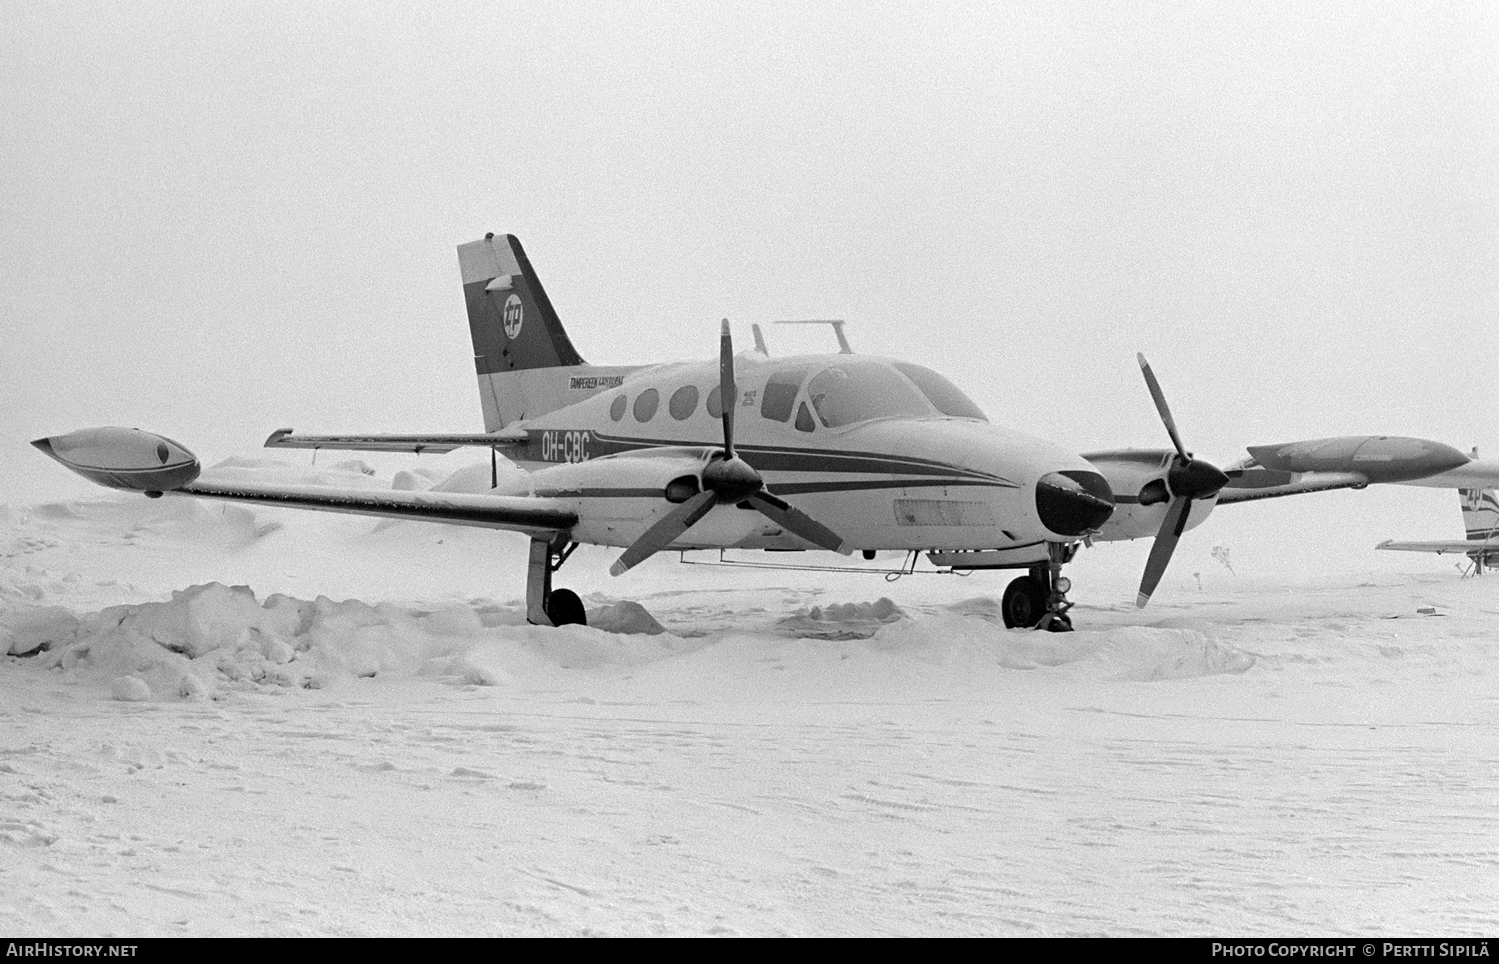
[[1001, 544, 1074, 632], [526, 536, 586, 626]]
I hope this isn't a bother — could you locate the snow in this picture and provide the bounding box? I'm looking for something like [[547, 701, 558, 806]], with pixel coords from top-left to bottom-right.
[[2, 459, 1497, 936]]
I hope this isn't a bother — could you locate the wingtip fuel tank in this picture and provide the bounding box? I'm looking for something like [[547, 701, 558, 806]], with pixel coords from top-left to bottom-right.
[[32, 427, 200, 495], [1244, 436, 1469, 484]]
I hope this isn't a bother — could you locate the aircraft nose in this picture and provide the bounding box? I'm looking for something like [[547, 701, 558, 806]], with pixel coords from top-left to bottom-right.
[[1035, 470, 1115, 537]]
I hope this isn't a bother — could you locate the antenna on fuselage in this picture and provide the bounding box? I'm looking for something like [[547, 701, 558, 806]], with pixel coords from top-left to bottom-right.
[[775, 319, 852, 354], [751, 323, 769, 355]]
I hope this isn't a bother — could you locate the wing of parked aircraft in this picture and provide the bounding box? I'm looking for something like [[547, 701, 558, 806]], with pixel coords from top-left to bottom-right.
[[31, 428, 577, 537], [179, 478, 576, 535], [1214, 440, 1499, 505]]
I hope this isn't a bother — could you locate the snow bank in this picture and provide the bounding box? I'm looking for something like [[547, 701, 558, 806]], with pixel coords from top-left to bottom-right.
[[588, 599, 668, 635], [1, 605, 80, 656], [3, 570, 1255, 705], [431, 458, 528, 494], [852, 596, 1256, 680], [776, 596, 905, 638], [204, 457, 387, 490], [23, 583, 503, 699]]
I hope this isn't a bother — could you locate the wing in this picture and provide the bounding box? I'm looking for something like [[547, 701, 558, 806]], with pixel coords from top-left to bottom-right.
[[264, 427, 527, 455], [1214, 467, 1370, 505], [33, 426, 575, 538], [1376, 538, 1499, 557], [175, 478, 576, 536], [1391, 456, 1499, 490]]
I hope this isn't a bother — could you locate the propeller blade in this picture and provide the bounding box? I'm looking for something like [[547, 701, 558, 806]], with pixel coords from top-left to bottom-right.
[[720, 319, 737, 459], [1137, 353, 1189, 463], [610, 490, 717, 576], [1136, 496, 1192, 609], [746, 491, 852, 555]]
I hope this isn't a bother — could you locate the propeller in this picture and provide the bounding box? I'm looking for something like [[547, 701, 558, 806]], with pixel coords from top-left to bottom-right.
[[610, 321, 851, 576], [1135, 353, 1230, 608]]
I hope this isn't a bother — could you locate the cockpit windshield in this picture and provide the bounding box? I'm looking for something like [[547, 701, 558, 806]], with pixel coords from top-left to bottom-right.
[[806, 361, 931, 428], [893, 363, 987, 421]]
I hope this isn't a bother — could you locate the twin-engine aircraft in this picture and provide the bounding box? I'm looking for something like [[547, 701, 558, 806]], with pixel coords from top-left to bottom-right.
[[33, 233, 1499, 630]]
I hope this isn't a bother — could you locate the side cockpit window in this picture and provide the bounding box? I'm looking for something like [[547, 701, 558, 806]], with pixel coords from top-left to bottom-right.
[[760, 367, 811, 423]]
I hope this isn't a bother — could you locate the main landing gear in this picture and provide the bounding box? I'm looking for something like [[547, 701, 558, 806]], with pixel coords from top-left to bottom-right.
[[1001, 545, 1075, 632], [526, 536, 587, 627]]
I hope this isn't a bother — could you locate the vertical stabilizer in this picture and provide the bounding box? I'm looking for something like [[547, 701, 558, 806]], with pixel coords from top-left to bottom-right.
[[1460, 487, 1499, 542], [1459, 446, 1499, 542], [459, 234, 585, 376], [458, 234, 637, 430]]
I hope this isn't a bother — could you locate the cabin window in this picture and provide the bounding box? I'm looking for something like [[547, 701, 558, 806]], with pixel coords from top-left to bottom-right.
[[633, 388, 660, 422], [669, 385, 699, 420], [760, 367, 811, 423], [706, 385, 723, 419], [609, 395, 627, 422], [893, 363, 987, 421], [795, 401, 816, 433], [807, 361, 929, 428]]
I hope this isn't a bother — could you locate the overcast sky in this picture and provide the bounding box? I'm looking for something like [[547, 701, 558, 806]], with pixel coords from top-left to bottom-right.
[[4, 2, 1497, 569]]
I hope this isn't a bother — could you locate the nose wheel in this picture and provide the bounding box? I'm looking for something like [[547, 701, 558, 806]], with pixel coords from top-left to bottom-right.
[[1001, 555, 1074, 632]]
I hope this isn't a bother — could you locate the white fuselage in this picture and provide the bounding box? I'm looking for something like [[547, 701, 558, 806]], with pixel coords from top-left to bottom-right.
[[495, 352, 1108, 554]]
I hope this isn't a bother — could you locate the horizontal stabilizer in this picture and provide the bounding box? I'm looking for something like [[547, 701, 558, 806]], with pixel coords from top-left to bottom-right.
[[264, 428, 526, 454], [1376, 538, 1499, 557]]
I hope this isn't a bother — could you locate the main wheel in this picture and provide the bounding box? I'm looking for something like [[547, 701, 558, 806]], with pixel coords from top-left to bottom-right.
[[545, 588, 587, 627], [1001, 576, 1048, 629]]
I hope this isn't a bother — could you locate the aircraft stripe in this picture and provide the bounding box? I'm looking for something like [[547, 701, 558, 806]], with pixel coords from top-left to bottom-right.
[[575, 431, 1019, 486], [772, 478, 1011, 496], [529, 477, 1012, 500]]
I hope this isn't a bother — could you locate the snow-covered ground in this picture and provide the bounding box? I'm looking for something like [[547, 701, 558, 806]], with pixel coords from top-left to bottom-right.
[[2, 459, 1496, 936]]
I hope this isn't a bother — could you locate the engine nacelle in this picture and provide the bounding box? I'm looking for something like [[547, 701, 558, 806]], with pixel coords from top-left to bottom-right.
[[497, 448, 709, 502], [500, 447, 773, 550], [1082, 448, 1215, 542]]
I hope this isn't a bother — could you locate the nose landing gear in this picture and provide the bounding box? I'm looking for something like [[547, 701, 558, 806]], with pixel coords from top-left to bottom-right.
[[1001, 545, 1075, 632]]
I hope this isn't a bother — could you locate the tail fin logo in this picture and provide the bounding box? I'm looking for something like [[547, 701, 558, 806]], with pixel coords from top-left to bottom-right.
[[1463, 488, 1483, 511], [503, 294, 524, 340]]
